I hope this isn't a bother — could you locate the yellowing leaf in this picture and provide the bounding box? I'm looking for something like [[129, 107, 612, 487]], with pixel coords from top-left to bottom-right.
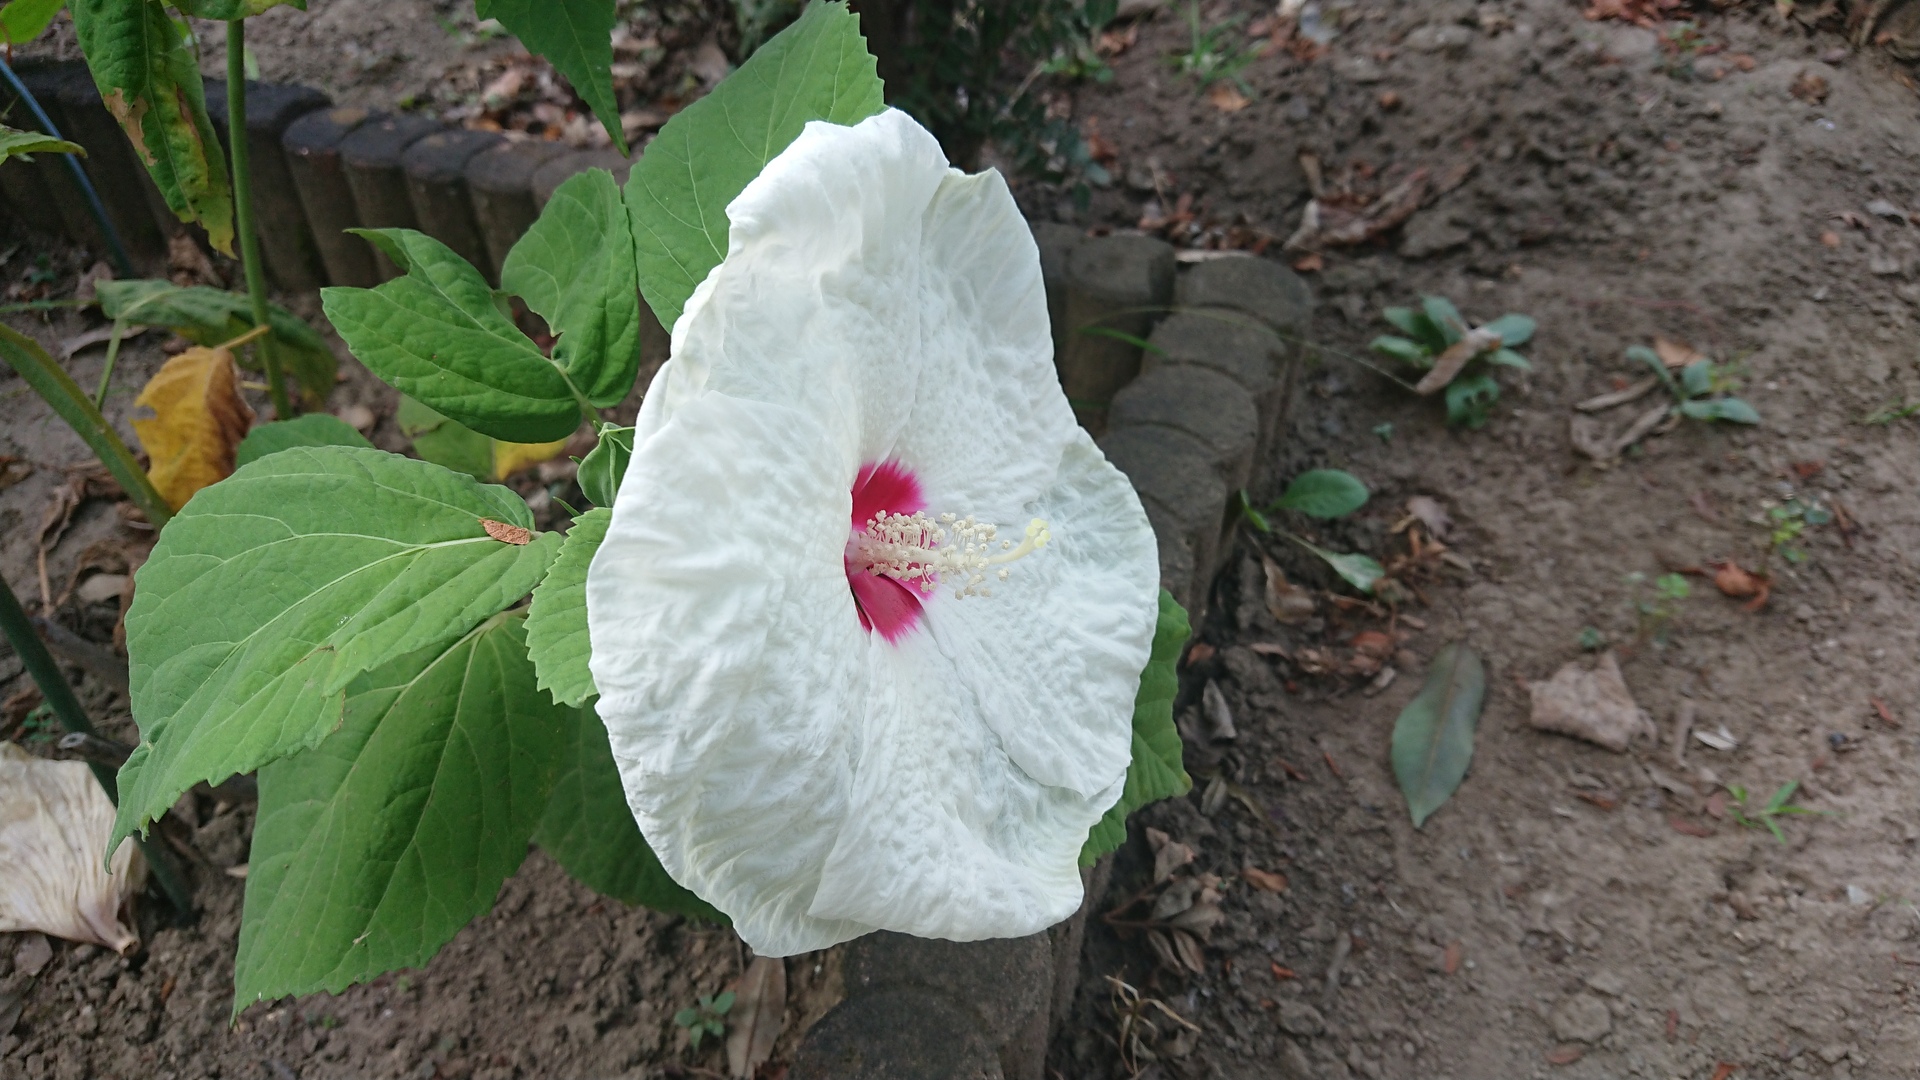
[[131, 346, 255, 510], [492, 437, 568, 480]]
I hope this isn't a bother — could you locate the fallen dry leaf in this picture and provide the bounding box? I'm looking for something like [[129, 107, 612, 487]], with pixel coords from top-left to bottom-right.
[[1185, 641, 1216, 666], [479, 518, 534, 545], [1790, 69, 1830, 103], [0, 743, 146, 953], [1243, 866, 1288, 893], [1575, 375, 1662, 413], [1871, 697, 1901, 729], [1708, 560, 1770, 611], [1669, 816, 1716, 838], [1414, 326, 1504, 395], [1283, 168, 1429, 251], [1207, 82, 1252, 112], [131, 346, 255, 511], [1526, 651, 1656, 753], [1261, 552, 1316, 624], [1573, 790, 1618, 811], [1147, 828, 1196, 884], [725, 955, 786, 1080], [1652, 335, 1703, 369], [1201, 680, 1237, 741], [1291, 252, 1324, 272], [1404, 495, 1453, 540]]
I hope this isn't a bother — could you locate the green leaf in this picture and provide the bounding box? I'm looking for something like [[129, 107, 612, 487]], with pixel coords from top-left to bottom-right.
[[1289, 536, 1384, 594], [173, 0, 304, 16], [625, 0, 884, 330], [1272, 469, 1368, 519], [322, 229, 582, 443], [1679, 359, 1713, 399], [71, 0, 234, 253], [525, 507, 606, 707], [1381, 306, 1425, 338], [395, 395, 494, 480], [1486, 348, 1531, 371], [1390, 642, 1485, 827], [233, 612, 566, 1012], [1082, 589, 1191, 864], [577, 425, 632, 508], [502, 169, 640, 408], [1480, 313, 1535, 347], [535, 699, 725, 921], [114, 446, 561, 855], [1420, 296, 1466, 346], [1626, 345, 1676, 394], [1679, 397, 1760, 425], [1444, 371, 1499, 429], [1368, 334, 1430, 366], [234, 413, 373, 468], [1, 0, 66, 45], [476, 0, 625, 154], [0, 123, 81, 164], [95, 280, 336, 397]]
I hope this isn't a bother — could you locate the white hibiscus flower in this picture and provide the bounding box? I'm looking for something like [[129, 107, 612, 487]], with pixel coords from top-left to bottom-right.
[[585, 108, 1161, 957]]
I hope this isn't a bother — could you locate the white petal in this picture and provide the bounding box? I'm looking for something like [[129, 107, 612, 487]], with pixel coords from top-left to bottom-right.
[[0, 743, 145, 952]]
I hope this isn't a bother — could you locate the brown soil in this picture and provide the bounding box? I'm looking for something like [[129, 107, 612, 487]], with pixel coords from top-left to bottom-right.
[[4, 1, 1919, 1079]]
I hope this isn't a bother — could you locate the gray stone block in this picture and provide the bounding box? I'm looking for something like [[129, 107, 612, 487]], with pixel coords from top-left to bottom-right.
[[1144, 310, 1293, 468], [1109, 365, 1259, 492], [51, 67, 168, 267], [1057, 233, 1175, 431], [466, 139, 570, 280], [531, 148, 632, 209], [843, 932, 1052, 1047], [402, 128, 503, 278], [284, 106, 379, 287], [1030, 221, 1082, 372], [1175, 254, 1313, 336], [340, 113, 445, 279], [1099, 425, 1227, 612], [791, 988, 1003, 1080]]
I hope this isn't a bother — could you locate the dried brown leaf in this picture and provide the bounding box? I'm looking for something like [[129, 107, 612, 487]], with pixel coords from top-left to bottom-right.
[[1414, 326, 1504, 395], [480, 518, 534, 545], [1652, 336, 1703, 369], [1526, 651, 1656, 753], [725, 956, 786, 1080], [131, 346, 255, 511], [1260, 552, 1316, 624], [1243, 866, 1288, 893]]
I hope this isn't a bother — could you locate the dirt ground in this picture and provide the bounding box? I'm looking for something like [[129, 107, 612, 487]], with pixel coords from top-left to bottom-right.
[[4, 0, 1920, 1078]]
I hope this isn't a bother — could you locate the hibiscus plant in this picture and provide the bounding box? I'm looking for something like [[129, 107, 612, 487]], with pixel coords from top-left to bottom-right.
[[106, 2, 1189, 1013]]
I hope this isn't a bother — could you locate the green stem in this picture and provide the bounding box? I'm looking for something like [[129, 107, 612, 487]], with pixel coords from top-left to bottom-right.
[[226, 19, 291, 421], [93, 317, 126, 410], [0, 571, 193, 914], [0, 324, 172, 529]]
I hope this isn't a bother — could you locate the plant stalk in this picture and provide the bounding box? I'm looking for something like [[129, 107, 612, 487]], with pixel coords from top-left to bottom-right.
[[0, 324, 172, 528], [0, 571, 193, 914], [93, 317, 126, 410], [225, 20, 292, 420]]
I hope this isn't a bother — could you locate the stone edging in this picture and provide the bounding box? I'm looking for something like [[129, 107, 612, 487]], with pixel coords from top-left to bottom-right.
[[0, 63, 1312, 1080]]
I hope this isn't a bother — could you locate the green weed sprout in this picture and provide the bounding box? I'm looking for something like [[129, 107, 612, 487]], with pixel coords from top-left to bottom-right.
[[1369, 296, 1535, 429], [1726, 781, 1825, 843], [1625, 345, 1760, 426], [1169, 0, 1259, 91], [1626, 571, 1689, 647], [1763, 497, 1831, 564], [675, 991, 735, 1050], [1237, 469, 1383, 594]]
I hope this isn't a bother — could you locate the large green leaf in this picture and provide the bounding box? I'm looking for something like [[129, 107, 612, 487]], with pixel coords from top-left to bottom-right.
[[1272, 469, 1368, 520], [624, 0, 884, 331], [535, 700, 723, 921], [576, 424, 632, 508], [1, 0, 68, 46], [322, 229, 582, 444], [501, 169, 640, 408], [395, 395, 494, 480], [115, 446, 560, 854], [0, 123, 81, 164], [234, 613, 566, 1011], [1390, 642, 1484, 828], [173, 0, 304, 16], [1082, 589, 1191, 864], [526, 507, 605, 707], [234, 413, 373, 468], [476, 0, 625, 154], [96, 280, 337, 397], [71, 0, 234, 252]]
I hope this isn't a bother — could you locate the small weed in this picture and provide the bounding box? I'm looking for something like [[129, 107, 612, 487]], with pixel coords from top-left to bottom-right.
[[1168, 1, 1258, 91], [1577, 626, 1608, 652], [1862, 399, 1920, 425], [17, 701, 57, 745], [674, 991, 734, 1050], [1726, 781, 1826, 843], [1625, 571, 1689, 647], [1235, 470, 1383, 594], [1625, 345, 1760, 426], [1042, 0, 1118, 83], [1369, 296, 1535, 429], [1761, 497, 1831, 564], [1372, 422, 1394, 443]]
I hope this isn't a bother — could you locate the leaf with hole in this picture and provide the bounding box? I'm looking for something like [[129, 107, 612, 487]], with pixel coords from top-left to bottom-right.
[[534, 694, 722, 920], [1082, 589, 1191, 864], [233, 612, 565, 1012], [234, 414, 373, 468], [501, 169, 640, 408], [624, 0, 884, 331], [323, 229, 581, 443], [71, 0, 234, 252], [1272, 469, 1368, 520], [525, 507, 606, 708], [115, 446, 560, 856], [1390, 642, 1485, 827]]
